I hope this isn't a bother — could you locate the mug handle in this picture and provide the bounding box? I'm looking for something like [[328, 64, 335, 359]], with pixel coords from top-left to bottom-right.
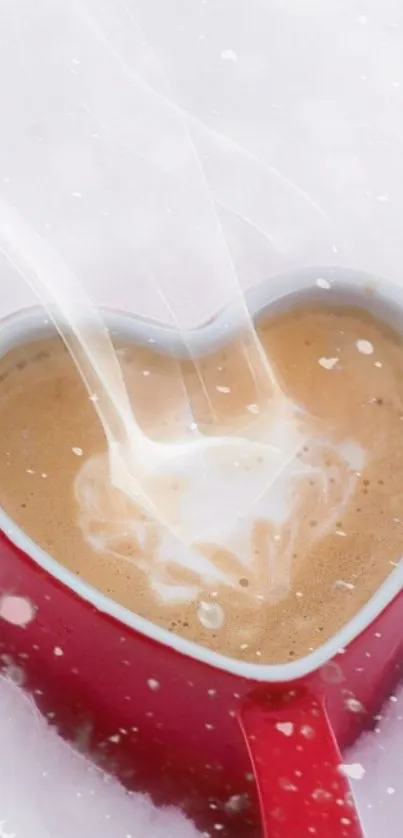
[[238, 688, 364, 838]]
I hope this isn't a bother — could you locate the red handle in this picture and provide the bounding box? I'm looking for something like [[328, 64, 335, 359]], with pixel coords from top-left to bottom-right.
[[239, 689, 364, 838]]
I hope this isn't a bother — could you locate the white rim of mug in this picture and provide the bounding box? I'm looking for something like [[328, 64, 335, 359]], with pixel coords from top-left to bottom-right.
[[0, 266, 402, 684]]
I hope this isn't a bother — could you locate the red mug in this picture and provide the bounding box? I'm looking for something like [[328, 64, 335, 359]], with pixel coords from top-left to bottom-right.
[[0, 268, 402, 838]]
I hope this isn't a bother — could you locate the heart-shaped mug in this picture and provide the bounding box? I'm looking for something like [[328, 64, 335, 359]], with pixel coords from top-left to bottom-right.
[[0, 267, 402, 838]]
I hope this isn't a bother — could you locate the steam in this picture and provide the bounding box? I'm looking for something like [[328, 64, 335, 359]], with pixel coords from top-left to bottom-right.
[[0, 199, 364, 613], [0, 199, 305, 551], [0, 0, 334, 602]]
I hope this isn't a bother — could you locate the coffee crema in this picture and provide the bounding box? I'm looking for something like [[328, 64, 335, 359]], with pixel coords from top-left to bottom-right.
[[0, 301, 402, 664]]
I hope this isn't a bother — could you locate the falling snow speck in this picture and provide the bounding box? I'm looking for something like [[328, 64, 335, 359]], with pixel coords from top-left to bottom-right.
[[344, 697, 365, 713], [339, 762, 366, 780], [316, 277, 331, 290], [72, 447, 83, 456], [216, 385, 231, 394], [301, 725, 315, 739], [54, 646, 64, 657], [220, 49, 237, 61], [0, 595, 35, 627], [225, 794, 250, 814], [319, 357, 338, 370], [356, 339, 374, 355], [275, 722, 294, 736], [147, 678, 160, 691]]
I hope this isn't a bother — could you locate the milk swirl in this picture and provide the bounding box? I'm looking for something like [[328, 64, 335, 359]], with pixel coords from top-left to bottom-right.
[[75, 408, 365, 606]]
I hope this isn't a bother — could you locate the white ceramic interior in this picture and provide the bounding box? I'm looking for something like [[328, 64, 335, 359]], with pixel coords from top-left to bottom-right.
[[0, 266, 402, 683]]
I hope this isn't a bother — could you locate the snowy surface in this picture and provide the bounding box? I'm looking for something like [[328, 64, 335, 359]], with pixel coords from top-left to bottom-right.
[[0, 675, 399, 838]]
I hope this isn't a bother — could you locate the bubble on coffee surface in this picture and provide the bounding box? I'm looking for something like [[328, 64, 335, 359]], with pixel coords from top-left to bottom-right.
[[197, 600, 225, 630]]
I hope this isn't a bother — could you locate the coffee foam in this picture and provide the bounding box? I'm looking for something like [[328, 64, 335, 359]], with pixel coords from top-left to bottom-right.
[[1, 301, 402, 664]]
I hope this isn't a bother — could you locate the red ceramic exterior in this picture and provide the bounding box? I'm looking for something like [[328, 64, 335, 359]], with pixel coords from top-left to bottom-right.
[[240, 692, 364, 837], [0, 530, 402, 838]]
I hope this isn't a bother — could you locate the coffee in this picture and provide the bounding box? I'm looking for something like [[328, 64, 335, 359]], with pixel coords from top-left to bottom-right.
[[0, 300, 402, 664]]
